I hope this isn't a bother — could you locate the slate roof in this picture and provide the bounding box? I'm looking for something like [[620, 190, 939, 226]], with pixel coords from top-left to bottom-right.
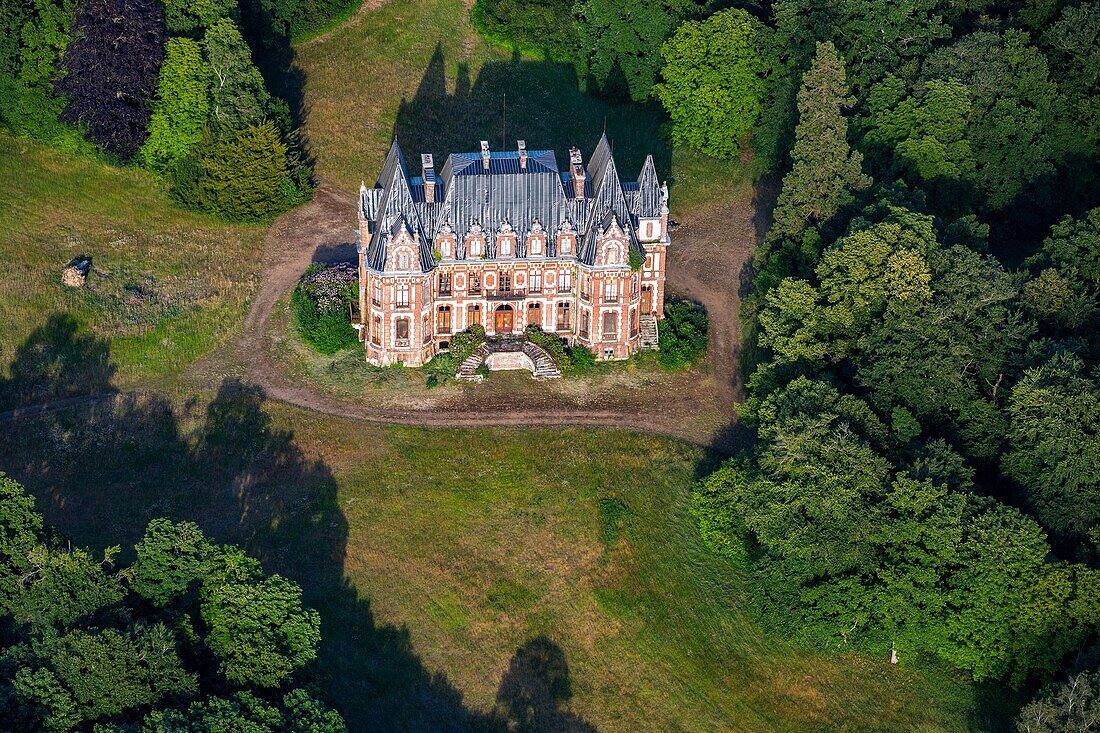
[[358, 135, 663, 272]]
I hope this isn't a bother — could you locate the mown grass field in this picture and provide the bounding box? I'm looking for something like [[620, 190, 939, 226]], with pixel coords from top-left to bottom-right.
[[1, 388, 981, 732], [0, 134, 264, 399]]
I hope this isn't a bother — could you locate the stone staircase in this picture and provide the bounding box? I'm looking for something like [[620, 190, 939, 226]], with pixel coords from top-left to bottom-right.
[[455, 338, 561, 380], [456, 343, 493, 381], [639, 314, 659, 350], [522, 342, 562, 379]]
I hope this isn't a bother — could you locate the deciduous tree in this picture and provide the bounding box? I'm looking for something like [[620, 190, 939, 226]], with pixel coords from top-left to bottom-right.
[[653, 9, 768, 159]]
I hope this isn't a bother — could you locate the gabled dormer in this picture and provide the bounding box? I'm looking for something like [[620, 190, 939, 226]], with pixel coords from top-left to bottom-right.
[[435, 221, 457, 260], [526, 219, 547, 257], [595, 213, 629, 267], [384, 219, 421, 272], [464, 222, 486, 259], [556, 220, 577, 257], [496, 220, 517, 258]]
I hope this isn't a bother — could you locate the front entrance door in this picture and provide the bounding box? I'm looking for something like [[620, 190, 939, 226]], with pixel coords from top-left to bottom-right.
[[494, 304, 514, 333], [641, 286, 653, 314]]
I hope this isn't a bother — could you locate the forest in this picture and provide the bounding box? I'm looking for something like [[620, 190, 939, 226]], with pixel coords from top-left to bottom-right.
[[476, 0, 1100, 725], [0, 0, 351, 221]]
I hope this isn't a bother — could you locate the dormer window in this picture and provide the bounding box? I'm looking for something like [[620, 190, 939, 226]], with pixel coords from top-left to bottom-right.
[[396, 251, 410, 270], [468, 239, 483, 258], [499, 239, 512, 257], [439, 241, 451, 259]]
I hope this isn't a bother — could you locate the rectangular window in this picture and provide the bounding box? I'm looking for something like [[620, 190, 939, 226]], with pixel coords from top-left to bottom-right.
[[602, 311, 617, 339], [580, 311, 590, 338], [396, 283, 410, 308], [530, 271, 542, 293], [558, 270, 571, 293], [371, 281, 382, 306], [423, 314, 432, 344], [469, 274, 481, 294], [500, 272, 511, 292], [395, 317, 410, 346], [556, 302, 571, 331], [604, 280, 619, 303], [439, 273, 451, 295], [580, 275, 590, 301], [371, 316, 382, 345]]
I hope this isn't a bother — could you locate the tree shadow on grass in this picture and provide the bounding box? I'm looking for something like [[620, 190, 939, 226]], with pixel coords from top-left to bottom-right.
[[395, 43, 671, 184], [0, 313, 538, 731]]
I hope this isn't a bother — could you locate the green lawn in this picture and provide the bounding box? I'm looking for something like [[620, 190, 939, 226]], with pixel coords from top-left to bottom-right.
[[1, 387, 981, 732], [0, 134, 264, 401]]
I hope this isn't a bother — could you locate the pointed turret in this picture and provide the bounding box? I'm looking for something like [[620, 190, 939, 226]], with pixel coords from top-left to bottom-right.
[[635, 155, 661, 218]]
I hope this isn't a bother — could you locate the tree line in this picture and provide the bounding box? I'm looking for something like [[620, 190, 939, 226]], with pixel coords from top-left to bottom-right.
[[0, 472, 346, 732], [481, 0, 1099, 723], [0, 0, 354, 221]]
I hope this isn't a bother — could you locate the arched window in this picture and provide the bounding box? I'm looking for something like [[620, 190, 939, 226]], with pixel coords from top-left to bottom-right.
[[395, 317, 410, 345], [467, 303, 482, 326], [437, 305, 452, 333], [604, 243, 622, 265]]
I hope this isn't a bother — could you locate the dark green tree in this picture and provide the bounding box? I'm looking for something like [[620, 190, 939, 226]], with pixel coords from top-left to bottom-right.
[[760, 41, 870, 287], [1003, 353, 1100, 543], [201, 560, 321, 687], [573, 0, 704, 101], [921, 30, 1062, 210]]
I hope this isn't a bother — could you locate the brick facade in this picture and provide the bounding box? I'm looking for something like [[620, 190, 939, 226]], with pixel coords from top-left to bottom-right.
[[356, 136, 670, 367]]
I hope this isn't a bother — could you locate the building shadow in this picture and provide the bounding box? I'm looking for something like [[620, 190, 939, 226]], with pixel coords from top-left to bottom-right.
[[395, 44, 671, 184]]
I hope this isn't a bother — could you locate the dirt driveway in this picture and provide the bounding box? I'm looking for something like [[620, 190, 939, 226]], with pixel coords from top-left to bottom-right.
[[179, 177, 765, 449]]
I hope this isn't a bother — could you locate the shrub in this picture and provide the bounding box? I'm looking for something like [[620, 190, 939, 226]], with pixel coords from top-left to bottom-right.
[[292, 264, 357, 354], [568, 344, 597, 372], [658, 299, 708, 369]]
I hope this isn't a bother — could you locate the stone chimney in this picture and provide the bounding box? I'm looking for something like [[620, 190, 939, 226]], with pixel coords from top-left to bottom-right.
[[480, 140, 491, 171], [569, 147, 585, 199], [421, 153, 435, 203], [518, 140, 527, 170]]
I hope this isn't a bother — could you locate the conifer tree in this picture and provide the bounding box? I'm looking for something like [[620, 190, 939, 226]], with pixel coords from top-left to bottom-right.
[[759, 41, 870, 287]]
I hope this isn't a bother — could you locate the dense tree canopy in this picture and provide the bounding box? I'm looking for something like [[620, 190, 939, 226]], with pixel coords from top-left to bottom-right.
[[757, 42, 870, 288], [0, 475, 344, 732]]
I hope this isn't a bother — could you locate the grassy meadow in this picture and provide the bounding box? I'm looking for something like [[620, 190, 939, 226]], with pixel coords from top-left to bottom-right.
[[0, 134, 263, 401], [0, 387, 982, 732]]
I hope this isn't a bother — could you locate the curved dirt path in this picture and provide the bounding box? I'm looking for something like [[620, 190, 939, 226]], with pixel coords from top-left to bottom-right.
[[196, 179, 761, 447], [4, 181, 762, 449]]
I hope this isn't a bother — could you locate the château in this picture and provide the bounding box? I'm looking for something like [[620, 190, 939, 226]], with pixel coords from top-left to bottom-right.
[[355, 134, 670, 367]]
